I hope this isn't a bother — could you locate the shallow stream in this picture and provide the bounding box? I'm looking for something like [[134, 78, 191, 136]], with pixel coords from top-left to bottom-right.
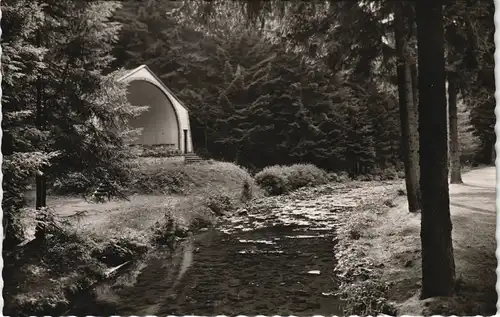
[[68, 183, 376, 315]]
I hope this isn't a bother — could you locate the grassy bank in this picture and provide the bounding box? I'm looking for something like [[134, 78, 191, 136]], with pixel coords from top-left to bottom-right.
[[4, 160, 261, 316], [333, 167, 497, 315]]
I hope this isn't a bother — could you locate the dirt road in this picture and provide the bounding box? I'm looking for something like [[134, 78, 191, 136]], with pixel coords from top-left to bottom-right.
[[374, 166, 497, 315]]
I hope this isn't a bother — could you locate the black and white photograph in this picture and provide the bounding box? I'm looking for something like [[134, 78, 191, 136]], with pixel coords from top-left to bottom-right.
[[1, 0, 497, 315]]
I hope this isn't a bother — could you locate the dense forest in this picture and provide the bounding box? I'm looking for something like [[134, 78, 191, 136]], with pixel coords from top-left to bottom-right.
[[3, 0, 492, 188], [109, 0, 492, 173]]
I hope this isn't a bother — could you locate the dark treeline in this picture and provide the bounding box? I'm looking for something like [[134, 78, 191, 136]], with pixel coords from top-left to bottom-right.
[[110, 0, 492, 174], [113, 0, 401, 174]]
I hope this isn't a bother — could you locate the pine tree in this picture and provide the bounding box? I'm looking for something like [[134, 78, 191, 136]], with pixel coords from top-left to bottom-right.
[[2, 0, 146, 245], [2, 0, 55, 245], [38, 1, 144, 193], [443, 0, 495, 165], [394, 1, 421, 212], [457, 98, 480, 163]]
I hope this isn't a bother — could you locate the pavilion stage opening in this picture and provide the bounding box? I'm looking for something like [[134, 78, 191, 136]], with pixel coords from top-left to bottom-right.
[[117, 64, 193, 154], [127, 80, 180, 148]]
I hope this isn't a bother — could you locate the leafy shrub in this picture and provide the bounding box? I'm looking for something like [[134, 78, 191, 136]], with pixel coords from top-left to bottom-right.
[[92, 236, 148, 267], [204, 190, 234, 216], [5, 207, 37, 245], [150, 211, 187, 247], [254, 165, 289, 195], [131, 161, 261, 199], [132, 144, 183, 158], [3, 218, 116, 316], [328, 171, 351, 183], [44, 231, 103, 275], [7, 206, 72, 247], [255, 164, 329, 195], [286, 164, 329, 190], [2, 151, 60, 248], [142, 147, 182, 158], [339, 280, 397, 316]]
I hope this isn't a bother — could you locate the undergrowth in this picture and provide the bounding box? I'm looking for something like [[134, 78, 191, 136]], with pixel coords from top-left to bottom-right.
[[327, 171, 351, 183], [150, 210, 189, 247], [4, 200, 217, 316], [3, 224, 107, 316], [4, 171, 252, 315], [130, 161, 261, 198], [333, 200, 398, 316], [137, 145, 182, 158], [254, 164, 329, 196]]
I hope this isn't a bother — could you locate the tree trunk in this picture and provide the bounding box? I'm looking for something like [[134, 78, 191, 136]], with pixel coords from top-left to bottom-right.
[[447, 73, 463, 183], [482, 142, 491, 165], [35, 29, 47, 211], [416, 1, 456, 298], [394, 2, 421, 213], [35, 30, 47, 242], [411, 63, 418, 115], [35, 79, 47, 210], [35, 84, 47, 242], [482, 138, 495, 165]]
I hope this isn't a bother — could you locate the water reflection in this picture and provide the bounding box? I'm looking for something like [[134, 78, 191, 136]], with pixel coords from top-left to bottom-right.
[[69, 225, 342, 316], [176, 237, 194, 283]]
